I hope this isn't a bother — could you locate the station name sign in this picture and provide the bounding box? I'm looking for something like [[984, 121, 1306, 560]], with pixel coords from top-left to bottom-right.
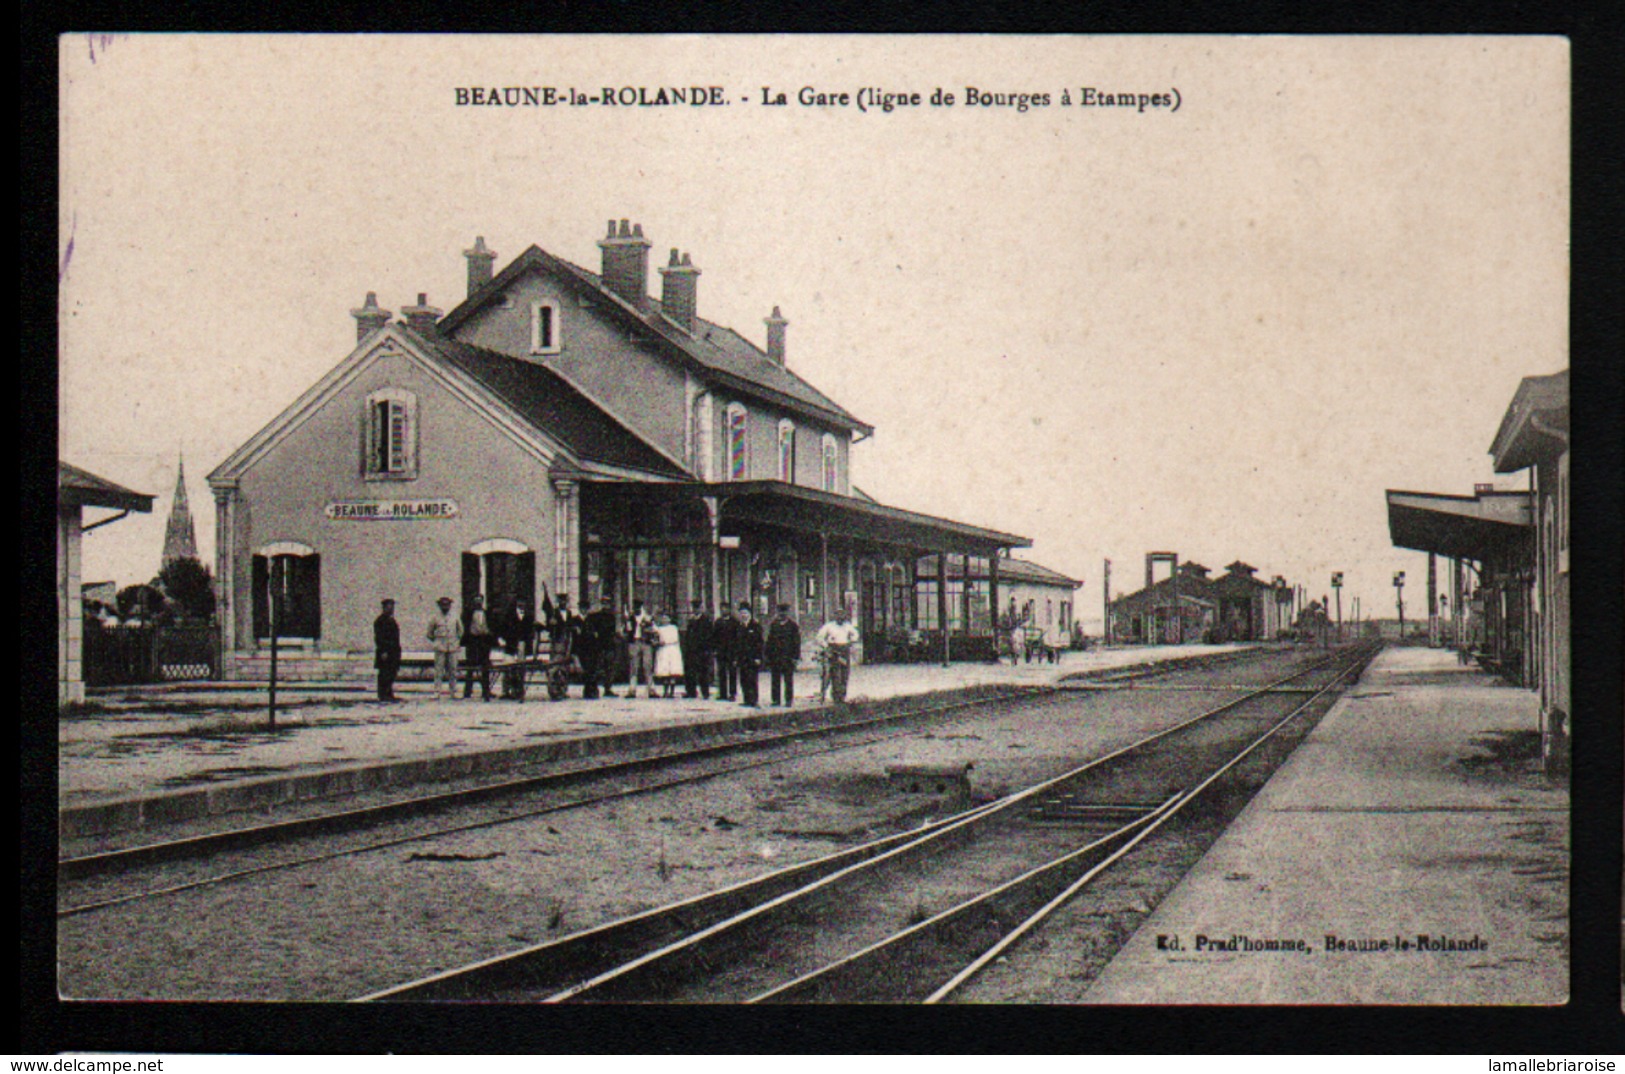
[[326, 499, 460, 521]]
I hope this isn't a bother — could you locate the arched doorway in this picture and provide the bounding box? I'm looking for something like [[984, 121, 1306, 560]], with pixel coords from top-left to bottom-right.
[[252, 541, 320, 641], [463, 538, 536, 622]]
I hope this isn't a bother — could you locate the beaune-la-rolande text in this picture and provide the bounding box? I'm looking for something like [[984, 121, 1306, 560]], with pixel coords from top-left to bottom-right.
[[453, 85, 1177, 114]]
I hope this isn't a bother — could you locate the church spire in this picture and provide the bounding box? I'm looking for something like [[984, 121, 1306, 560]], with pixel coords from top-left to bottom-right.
[[162, 454, 198, 568]]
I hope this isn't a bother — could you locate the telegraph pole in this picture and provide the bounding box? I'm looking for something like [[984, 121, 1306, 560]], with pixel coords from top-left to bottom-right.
[[1103, 558, 1112, 646]]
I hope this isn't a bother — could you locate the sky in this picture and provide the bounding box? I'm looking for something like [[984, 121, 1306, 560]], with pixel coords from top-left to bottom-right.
[[59, 35, 1569, 628]]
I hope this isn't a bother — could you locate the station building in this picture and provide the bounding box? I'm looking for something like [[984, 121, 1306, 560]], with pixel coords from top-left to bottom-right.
[[207, 222, 1031, 680], [58, 462, 153, 704], [1385, 368, 1568, 773]]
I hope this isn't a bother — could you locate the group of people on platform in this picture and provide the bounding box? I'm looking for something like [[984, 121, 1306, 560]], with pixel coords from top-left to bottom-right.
[[371, 595, 861, 708]]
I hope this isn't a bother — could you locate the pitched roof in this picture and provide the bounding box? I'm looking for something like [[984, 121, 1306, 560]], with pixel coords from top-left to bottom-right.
[[422, 334, 689, 479], [59, 462, 154, 512], [437, 244, 872, 436]]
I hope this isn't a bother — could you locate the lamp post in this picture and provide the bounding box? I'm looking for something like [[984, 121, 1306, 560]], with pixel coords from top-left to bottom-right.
[[1393, 570, 1406, 642], [1331, 572, 1344, 644]]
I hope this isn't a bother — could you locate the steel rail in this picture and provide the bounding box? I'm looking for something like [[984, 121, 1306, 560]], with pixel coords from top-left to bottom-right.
[[58, 688, 1050, 918], [355, 645, 1364, 1002], [923, 642, 1376, 1003], [746, 792, 1185, 1003], [61, 646, 1284, 901]]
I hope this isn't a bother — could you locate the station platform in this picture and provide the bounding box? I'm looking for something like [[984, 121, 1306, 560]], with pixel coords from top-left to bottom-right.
[[60, 643, 1250, 840], [1080, 645, 1568, 1005]]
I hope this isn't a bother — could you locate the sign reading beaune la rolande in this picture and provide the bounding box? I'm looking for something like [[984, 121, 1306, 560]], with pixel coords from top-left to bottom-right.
[[326, 499, 460, 521]]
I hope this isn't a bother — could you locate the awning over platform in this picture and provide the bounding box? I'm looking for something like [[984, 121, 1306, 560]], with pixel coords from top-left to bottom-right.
[[1386, 489, 1531, 561], [705, 481, 1030, 556]]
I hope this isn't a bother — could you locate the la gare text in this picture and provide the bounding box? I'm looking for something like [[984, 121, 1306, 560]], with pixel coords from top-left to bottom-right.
[[454, 86, 1181, 114]]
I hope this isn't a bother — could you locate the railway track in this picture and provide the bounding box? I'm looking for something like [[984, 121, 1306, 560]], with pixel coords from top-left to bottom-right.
[[358, 641, 1378, 1003], [57, 645, 1268, 918]]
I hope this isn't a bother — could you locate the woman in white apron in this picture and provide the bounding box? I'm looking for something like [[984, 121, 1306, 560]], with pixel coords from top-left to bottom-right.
[[653, 612, 685, 697]]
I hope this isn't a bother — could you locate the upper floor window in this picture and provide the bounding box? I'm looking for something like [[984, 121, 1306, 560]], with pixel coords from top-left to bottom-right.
[[820, 433, 839, 493], [726, 403, 749, 481], [689, 391, 714, 481], [364, 387, 418, 480], [531, 301, 561, 355], [777, 419, 796, 483]]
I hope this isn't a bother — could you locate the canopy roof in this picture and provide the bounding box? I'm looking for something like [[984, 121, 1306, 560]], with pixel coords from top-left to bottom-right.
[[58, 462, 154, 513], [621, 480, 1035, 556], [1386, 489, 1531, 561]]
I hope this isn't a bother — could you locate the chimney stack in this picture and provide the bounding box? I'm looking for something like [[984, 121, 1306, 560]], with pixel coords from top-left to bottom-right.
[[764, 306, 788, 365], [658, 248, 701, 332], [400, 292, 442, 334], [598, 218, 651, 304], [464, 236, 496, 297], [350, 292, 391, 341]]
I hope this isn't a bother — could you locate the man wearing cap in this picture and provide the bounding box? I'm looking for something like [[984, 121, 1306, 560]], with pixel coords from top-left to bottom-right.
[[734, 602, 766, 708], [373, 598, 402, 702], [462, 594, 494, 702], [765, 603, 802, 707], [426, 597, 464, 699]]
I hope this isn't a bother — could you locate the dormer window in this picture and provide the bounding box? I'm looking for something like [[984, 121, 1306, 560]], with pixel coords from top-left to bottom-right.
[[821, 432, 839, 492], [726, 403, 750, 480], [364, 387, 418, 480], [777, 419, 796, 483], [531, 300, 561, 354]]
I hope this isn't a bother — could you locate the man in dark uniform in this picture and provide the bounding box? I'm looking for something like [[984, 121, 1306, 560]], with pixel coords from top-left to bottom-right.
[[713, 603, 740, 701], [735, 602, 766, 708], [373, 598, 401, 701], [765, 603, 802, 707], [462, 594, 495, 701], [582, 598, 620, 699], [498, 599, 535, 699], [682, 599, 714, 699]]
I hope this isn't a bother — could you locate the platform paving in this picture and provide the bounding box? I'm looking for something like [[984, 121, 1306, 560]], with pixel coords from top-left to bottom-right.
[[1080, 645, 1567, 1005], [61, 643, 1249, 836]]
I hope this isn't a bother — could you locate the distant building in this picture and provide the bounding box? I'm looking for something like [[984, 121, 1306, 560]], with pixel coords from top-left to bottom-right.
[[1108, 557, 1292, 644], [161, 455, 199, 568], [58, 462, 153, 704], [208, 221, 1030, 680]]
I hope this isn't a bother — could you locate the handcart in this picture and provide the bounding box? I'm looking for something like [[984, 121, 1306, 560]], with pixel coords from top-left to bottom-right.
[[490, 628, 577, 701]]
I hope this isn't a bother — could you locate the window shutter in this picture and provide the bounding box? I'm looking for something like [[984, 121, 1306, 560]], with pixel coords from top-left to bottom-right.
[[297, 555, 322, 639], [363, 400, 378, 475], [388, 400, 409, 473], [518, 552, 537, 616], [462, 553, 481, 617], [252, 555, 269, 638]]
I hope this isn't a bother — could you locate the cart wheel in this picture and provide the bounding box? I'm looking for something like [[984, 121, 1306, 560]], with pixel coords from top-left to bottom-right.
[[547, 667, 569, 701]]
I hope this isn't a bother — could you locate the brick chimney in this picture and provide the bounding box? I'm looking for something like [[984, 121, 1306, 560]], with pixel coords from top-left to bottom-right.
[[658, 248, 700, 332], [464, 236, 496, 297], [400, 293, 442, 334], [350, 292, 391, 341], [598, 218, 651, 304], [764, 306, 788, 365]]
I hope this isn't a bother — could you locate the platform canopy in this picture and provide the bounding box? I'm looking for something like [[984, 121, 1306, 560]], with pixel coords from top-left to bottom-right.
[[58, 461, 154, 513], [1385, 489, 1530, 561], [702, 480, 1030, 557]]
